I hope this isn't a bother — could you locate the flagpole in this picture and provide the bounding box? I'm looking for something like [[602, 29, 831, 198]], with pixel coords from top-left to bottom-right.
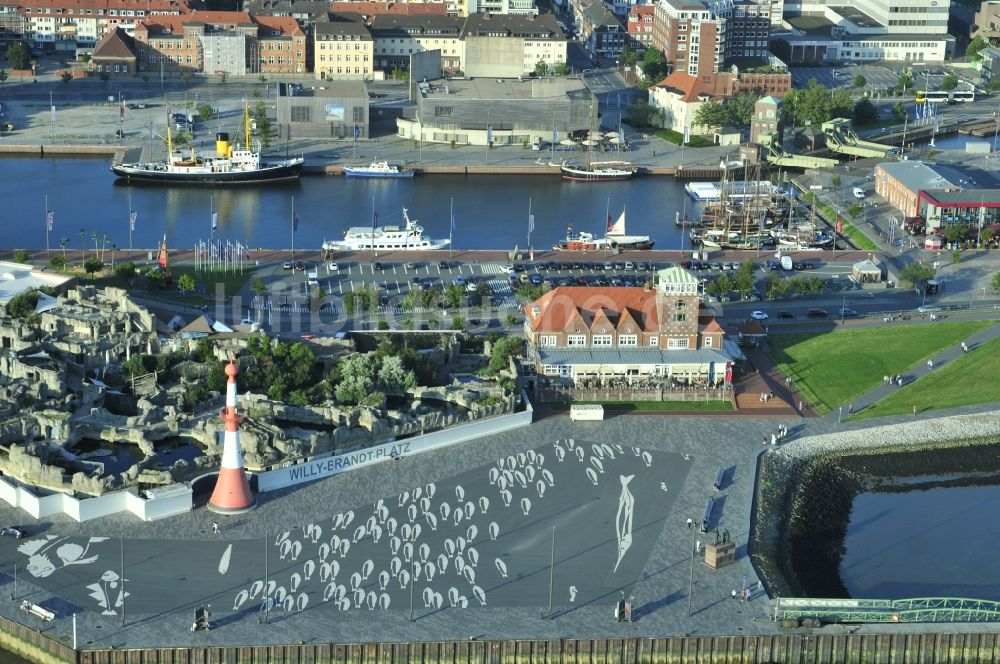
[[449, 197, 454, 259], [44, 194, 49, 257], [527, 197, 532, 257], [128, 191, 133, 254], [210, 195, 215, 272], [291, 196, 295, 261], [371, 195, 378, 259]]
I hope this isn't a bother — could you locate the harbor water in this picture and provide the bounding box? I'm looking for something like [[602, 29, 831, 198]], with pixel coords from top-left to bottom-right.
[[2, 156, 705, 253]]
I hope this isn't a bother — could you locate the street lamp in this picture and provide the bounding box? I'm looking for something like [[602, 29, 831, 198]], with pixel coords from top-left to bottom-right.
[[687, 520, 697, 617]]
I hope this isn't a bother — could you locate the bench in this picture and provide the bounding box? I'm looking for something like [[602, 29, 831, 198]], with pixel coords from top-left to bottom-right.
[[701, 497, 715, 532], [713, 466, 725, 491]]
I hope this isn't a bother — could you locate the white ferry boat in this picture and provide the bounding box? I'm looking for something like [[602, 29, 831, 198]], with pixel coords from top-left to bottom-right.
[[343, 160, 414, 178], [322, 207, 449, 252], [685, 181, 779, 202]]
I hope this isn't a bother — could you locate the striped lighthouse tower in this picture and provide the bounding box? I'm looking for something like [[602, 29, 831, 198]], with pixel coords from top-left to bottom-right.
[[208, 361, 256, 514]]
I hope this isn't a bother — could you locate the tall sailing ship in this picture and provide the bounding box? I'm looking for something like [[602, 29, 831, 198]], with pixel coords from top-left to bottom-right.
[[110, 103, 303, 184]]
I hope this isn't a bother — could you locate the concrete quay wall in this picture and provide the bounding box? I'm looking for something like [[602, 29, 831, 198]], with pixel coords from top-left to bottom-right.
[[44, 632, 1000, 663]]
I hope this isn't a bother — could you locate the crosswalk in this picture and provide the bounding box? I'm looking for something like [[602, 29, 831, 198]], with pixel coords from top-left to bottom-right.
[[480, 264, 511, 275]]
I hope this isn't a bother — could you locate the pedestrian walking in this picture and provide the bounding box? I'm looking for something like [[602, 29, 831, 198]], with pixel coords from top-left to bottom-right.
[[798, 400, 803, 412], [771, 434, 776, 446], [731, 589, 738, 600], [652, 149, 656, 157], [927, 359, 934, 370], [687, 517, 693, 529], [212, 523, 219, 534], [740, 589, 747, 603], [961, 342, 968, 353], [913, 404, 917, 415], [848, 404, 854, 415], [762, 437, 768, 446]]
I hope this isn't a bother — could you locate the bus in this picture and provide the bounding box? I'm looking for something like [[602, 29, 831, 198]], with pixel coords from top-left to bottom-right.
[[951, 89, 976, 102], [915, 90, 948, 103]]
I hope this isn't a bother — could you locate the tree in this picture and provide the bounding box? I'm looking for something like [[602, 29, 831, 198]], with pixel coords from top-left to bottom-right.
[[60, 71, 73, 85], [831, 174, 842, 189], [552, 62, 569, 76], [250, 99, 273, 149], [180, 71, 192, 87], [897, 71, 913, 93], [98, 71, 110, 85], [334, 354, 375, 405], [115, 261, 137, 280], [693, 100, 729, 132], [619, 44, 638, 67], [732, 260, 756, 296], [377, 355, 416, 393], [50, 254, 66, 271], [941, 73, 959, 91], [723, 93, 756, 127], [0, 70, 8, 84], [853, 75, 867, 89], [197, 104, 215, 123], [622, 101, 664, 129], [640, 48, 669, 84], [968, 36, 991, 61], [891, 101, 906, 122], [489, 336, 524, 373], [992, 271, 1000, 293], [899, 261, 935, 288], [13, 249, 29, 263], [444, 283, 465, 309], [853, 97, 879, 125], [376, 319, 389, 330], [177, 273, 196, 294], [84, 257, 103, 274], [251, 277, 266, 294], [534, 60, 549, 77], [451, 315, 465, 330], [5, 42, 30, 70], [5, 290, 38, 319], [144, 266, 166, 288]]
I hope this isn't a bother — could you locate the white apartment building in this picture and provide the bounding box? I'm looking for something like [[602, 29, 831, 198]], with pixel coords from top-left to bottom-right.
[[18, 0, 187, 50]]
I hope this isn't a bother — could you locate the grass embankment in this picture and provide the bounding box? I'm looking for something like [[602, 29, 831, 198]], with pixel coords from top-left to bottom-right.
[[801, 192, 879, 251], [655, 128, 714, 148], [853, 331, 1000, 419], [550, 400, 733, 412], [768, 321, 994, 415]]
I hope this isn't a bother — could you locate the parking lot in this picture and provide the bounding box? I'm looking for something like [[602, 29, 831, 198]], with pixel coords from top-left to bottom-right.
[[788, 64, 960, 97]]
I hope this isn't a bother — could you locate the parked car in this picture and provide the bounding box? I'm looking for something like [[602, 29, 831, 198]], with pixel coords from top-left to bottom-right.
[[1, 526, 25, 539], [373, 261, 384, 270], [328, 262, 339, 271], [806, 308, 829, 318], [293, 261, 305, 271]]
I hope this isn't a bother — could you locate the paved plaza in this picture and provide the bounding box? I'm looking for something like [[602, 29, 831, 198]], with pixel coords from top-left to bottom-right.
[[0, 390, 997, 648]]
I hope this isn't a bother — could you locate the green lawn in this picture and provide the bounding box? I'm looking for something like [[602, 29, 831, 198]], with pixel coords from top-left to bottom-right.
[[802, 193, 879, 251], [169, 266, 252, 299], [655, 128, 714, 148], [549, 400, 733, 412], [768, 321, 994, 415], [853, 333, 1000, 419]]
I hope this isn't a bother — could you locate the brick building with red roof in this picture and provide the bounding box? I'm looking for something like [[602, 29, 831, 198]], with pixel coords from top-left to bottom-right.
[[523, 266, 730, 386]]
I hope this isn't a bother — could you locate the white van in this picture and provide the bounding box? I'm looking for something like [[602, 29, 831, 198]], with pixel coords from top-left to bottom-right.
[[853, 187, 865, 199]]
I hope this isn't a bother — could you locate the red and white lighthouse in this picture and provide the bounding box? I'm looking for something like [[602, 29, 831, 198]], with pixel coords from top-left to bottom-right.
[[208, 361, 256, 514]]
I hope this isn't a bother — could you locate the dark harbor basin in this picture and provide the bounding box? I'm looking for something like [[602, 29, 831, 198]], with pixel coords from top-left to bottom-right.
[[752, 437, 1000, 601], [841, 483, 1000, 601]]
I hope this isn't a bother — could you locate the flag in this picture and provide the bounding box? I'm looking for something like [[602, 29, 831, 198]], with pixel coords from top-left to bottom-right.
[[46, 210, 53, 232], [211, 211, 218, 231], [528, 214, 535, 234], [486, 125, 493, 145], [293, 213, 299, 231], [836, 214, 843, 234], [354, 125, 361, 141], [129, 211, 137, 232], [683, 126, 690, 144], [607, 214, 614, 232], [50, 105, 56, 124]]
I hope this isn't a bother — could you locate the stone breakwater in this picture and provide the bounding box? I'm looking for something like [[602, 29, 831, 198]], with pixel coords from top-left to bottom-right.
[[751, 412, 1000, 598]]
